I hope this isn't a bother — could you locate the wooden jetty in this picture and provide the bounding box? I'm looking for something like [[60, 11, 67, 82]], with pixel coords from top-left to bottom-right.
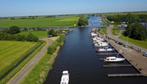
[[103, 64, 132, 67], [108, 73, 144, 77]]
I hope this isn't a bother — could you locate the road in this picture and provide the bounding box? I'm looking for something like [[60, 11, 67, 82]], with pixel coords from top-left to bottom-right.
[[7, 37, 57, 84]]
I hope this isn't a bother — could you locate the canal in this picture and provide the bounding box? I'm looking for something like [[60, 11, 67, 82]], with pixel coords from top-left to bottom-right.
[[45, 16, 147, 84]]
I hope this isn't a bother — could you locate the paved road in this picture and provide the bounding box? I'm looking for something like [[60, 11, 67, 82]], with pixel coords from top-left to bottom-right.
[[7, 38, 55, 84]]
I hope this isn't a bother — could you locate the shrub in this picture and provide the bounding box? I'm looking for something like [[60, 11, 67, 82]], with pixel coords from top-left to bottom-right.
[[7, 26, 20, 34]]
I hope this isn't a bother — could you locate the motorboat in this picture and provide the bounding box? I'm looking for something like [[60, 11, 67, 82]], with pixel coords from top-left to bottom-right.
[[91, 32, 97, 37], [96, 47, 114, 52], [60, 70, 69, 84], [98, 42, 108, 47], [106, 48, 114, 52], [104, 57, 125, 62]]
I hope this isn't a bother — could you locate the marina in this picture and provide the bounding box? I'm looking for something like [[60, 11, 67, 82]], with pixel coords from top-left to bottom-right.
[[45, 16, 147, 84]]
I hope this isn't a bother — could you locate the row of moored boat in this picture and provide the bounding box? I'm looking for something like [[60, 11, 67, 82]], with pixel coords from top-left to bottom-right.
[[91, 29, 125, 63]]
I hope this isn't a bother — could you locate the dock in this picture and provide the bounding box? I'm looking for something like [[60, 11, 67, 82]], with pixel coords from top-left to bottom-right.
[[103, 64, 132, 67], [108, 73, 144, 77]]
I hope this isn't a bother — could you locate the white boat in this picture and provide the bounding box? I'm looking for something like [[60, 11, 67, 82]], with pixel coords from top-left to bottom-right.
[[97, 48, 113, 52], [104, 57, 125, 62], [106, 48, 114, 52], [91, 32, 97, 37], [60, 70, 69, 84], [98, 42, 108, 47]]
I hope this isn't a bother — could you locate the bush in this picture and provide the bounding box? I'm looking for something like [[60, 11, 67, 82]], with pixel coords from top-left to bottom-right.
[[25, 33, 39, 42], [7, 26, 20, 34], [0, 32, 39, 42], [48, 29, 57, 37]]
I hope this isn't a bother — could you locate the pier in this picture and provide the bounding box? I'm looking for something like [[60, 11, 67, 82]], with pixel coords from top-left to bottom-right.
[[108, 73, 144, 77], [103, 64, 132, 67]]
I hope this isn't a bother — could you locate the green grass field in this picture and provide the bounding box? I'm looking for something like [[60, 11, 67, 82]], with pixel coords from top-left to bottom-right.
[[19, 31, 48, 39], [120, 35, 147, 49], [112, 25, 121, 35], [0, 41, 38, 78], [0, 16, 79, 28]]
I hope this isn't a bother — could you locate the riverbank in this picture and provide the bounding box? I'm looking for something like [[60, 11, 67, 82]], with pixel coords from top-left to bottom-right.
[[21, 47, 60, 84], [20, 35, 65, 84]]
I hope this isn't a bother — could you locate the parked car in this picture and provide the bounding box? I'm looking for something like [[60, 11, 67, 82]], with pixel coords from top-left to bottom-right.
[[143, 52, 147, 57]]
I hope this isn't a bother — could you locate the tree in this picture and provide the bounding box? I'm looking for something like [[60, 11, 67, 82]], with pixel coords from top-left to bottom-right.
[[8, 26, 20, 34], [123, 23, 147, 40], [77, 16, 88, 27], [48, 29, 57, 37]]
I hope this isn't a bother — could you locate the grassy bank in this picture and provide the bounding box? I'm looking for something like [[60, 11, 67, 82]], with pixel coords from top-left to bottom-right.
[[21, 35, 65, 84], [0, 41, 44, 83], [0, 16, 79, 28], [19, 31, 48, 39], [120, 35, 147, 49], [21, 47, 60, 84]]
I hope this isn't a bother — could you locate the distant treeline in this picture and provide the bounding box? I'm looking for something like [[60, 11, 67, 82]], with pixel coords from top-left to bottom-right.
[[107, 13, 147, 23]]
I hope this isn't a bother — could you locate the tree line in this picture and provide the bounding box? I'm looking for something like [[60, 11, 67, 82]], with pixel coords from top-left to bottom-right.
[[107, 13, 147, 23], [0, 26, 39, 42]]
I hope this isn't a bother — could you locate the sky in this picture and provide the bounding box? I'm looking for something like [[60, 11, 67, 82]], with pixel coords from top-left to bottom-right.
[[0, 0, 147, 17]]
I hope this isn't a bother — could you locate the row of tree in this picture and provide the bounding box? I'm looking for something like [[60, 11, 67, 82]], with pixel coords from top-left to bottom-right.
[[0, 32, 38, 42], [0, 26, 39, 42]]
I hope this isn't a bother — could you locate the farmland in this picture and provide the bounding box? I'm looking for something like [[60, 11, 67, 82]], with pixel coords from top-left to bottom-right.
[[0, 41, 38, 79], [0, 16, 79, 28]]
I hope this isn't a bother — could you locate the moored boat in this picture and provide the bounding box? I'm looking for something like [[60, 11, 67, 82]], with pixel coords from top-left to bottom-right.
[[60, 70, 69, 84], [104, 57, 125, 62]]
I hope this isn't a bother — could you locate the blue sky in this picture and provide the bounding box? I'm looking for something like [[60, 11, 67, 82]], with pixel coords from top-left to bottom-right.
[[0, 0, 147, 17]]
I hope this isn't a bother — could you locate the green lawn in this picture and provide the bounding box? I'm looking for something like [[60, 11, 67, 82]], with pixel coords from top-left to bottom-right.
[[112, 25, 121, 35], [120, 35, 147, 49], [0, 41, 38, 79], [0, 16, 79, 28], [19, 31, 48, 39]]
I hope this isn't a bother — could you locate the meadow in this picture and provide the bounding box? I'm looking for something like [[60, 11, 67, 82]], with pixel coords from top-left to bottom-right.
[[0, 41, 38, 79], [0, 16, 79, 28]]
